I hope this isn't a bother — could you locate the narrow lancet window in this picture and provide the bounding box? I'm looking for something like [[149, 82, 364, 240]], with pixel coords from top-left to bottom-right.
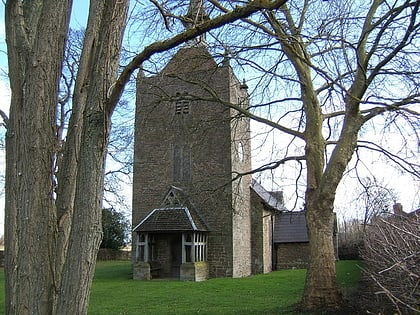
[[174, 145, 192, 182]]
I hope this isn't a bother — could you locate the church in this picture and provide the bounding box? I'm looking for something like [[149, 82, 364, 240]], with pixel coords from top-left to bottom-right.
[[131, 1, 289, 281]]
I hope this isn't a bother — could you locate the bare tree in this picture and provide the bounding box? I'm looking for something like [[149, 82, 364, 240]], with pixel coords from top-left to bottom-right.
[[337, 218, 364, 259], [58, 28, 134, 213], [200, 0, 420, 310], [362, 213, 420, 314], [338, 178, 398, 259], [355, 177, 398, 230], [4, 1, 286, 314]]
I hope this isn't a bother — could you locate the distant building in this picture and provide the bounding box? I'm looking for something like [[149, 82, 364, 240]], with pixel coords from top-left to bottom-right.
[[273, 211, 310, 269], [273, 210, 338, 269]]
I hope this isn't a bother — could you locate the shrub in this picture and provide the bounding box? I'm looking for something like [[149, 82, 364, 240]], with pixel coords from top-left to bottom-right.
[[361, 212, 419, 314], [101, 208, 130, 250], [338, 218, 364, 260]]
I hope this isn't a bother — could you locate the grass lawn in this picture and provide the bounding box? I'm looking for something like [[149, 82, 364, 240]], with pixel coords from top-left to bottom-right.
[[0, 260, 362, 314], [88, 260, 361, 315]]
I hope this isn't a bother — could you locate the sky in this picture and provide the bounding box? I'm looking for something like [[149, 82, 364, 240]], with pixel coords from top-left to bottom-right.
[[251, 117, 420, 220], [0, 2, 419, 236]]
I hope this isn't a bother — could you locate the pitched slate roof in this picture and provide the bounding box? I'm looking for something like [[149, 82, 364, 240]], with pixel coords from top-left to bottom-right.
[[133, 186, 209, 233], [274, 211, 309, 243], [251, 179, 288, 212]]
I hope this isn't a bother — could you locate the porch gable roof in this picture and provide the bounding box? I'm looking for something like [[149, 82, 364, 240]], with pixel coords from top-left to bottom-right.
[[133, 185, 209, 233], [133, 206, 208, 232]]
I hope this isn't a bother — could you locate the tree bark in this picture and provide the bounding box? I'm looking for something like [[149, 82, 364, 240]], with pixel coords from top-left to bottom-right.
[[263, 3, 371, 309], [4, 0, 128, 314], [303, 194, 342, 310], [55, 1, 129, 314], [301, 75, 343, 309], [4, 0, 72, 314], [268, 8, 344, 307]]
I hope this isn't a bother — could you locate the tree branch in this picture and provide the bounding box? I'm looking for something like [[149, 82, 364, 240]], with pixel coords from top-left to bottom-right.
[[195, 80, 305, 139], [357, 140, 420, 178], [366, 1, 420, 85], [0, 109, 9, 129], [232, 155, 306, 181], [106, 0, 287, 114], [361, 95, 420, 122]]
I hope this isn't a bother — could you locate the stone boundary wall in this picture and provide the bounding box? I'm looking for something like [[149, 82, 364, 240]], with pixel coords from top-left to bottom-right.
[[0, 249, 129, 267], [97, 248, 131, 261]]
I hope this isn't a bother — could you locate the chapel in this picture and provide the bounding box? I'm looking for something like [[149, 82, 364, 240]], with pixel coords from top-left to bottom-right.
[[131, 0, 286, 281]]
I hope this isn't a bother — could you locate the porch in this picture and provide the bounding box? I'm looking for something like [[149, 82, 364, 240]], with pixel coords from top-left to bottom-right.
[[133, 231, 208, 281], [132, 187, 209, 281]]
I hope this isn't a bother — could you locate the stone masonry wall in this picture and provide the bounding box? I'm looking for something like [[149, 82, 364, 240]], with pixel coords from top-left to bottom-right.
[[229, 67, 252, 278], [275, 242, 310, 269], [133, 47, 253, 279], [250, 190, 273, 275], [262, 210, 273, 273], [250, 190, 264, 274]]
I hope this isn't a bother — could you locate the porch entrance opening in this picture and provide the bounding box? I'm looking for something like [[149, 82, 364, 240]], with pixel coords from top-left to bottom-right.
[[134, 231, 208, 280]]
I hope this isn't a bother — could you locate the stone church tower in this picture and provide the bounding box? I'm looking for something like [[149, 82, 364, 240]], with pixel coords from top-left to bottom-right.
[[132, 1, 254, 280]]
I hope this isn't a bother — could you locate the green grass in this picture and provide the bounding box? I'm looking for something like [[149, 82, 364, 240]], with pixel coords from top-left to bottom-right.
[[0, 270, 3, 313], [89, 261, 304, 315], [0, 260, 362, 314], [336, 260, 363, 289], [88, 260, 362, 315]]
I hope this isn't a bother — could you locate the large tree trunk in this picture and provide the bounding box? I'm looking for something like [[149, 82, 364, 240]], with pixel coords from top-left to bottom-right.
[[55, 1, 128, 313], [302, 194, 341, 309], [300, 83, 343, 310], [4, 0, 128, 314], [266, 6, 364, 308], [283, 35, 343, 308], [4, 1, 72, 314], [301, 94, 363, 310]]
